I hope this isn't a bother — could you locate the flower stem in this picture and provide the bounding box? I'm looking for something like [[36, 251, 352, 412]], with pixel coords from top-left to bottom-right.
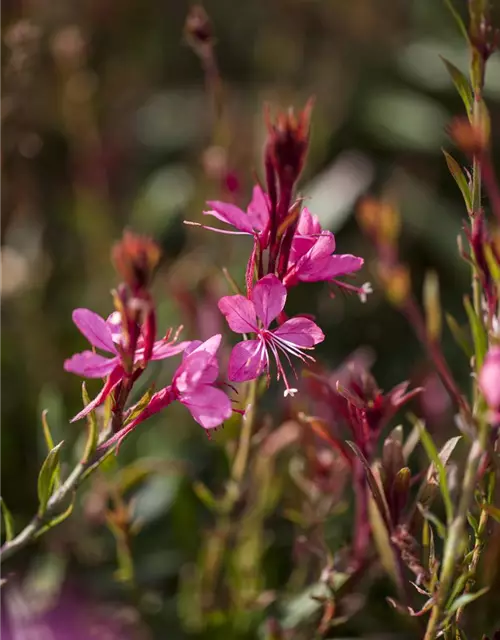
[[0, 443, 115, 564], [231, 377, 258, 487]]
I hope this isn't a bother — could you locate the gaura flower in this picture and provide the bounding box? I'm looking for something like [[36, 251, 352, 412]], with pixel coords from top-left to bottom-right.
[[284, 224, 365, 292], [102, 334, 233, 449], [218, 274, 324, 396], [64, 308, 189, 421], [186, 185, 271, 248]]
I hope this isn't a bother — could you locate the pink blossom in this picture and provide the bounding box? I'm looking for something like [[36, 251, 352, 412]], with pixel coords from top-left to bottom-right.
[[284, 229, 364, 289], [479, 345, 500, 415], [64, 308, 189, 421], [218, 274, 324, 396], [187, 185, 271, 248], [102, 335, 233, 449]]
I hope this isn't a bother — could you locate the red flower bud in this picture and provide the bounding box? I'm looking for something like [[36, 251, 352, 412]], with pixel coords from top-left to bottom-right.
[[112, 230, 161, 294]]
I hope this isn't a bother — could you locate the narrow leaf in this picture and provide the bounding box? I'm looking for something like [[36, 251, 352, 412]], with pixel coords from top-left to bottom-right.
[[124, 386, 155, 425], [34, 500, 74, 538], [440, 57, 473, 114], [481, 503, 500, 523], [42, 411, 60, 488], [442, 150, 472, 213], [193, 482, 219, 511], [464, 296, 488, 368], [81, 383, 98, 464], [446, 313, 473, 358], [346, 441, 392, 531], [417, 503, 447, 539], [0, 497, 15, 542], [37, 442, 64, 516], [447, 587, 489, 616], [414, 418, 456, 524], [443, 0, 471, 44]]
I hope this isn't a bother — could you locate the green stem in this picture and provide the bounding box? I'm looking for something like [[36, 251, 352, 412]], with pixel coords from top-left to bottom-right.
[[0, 444, 115, 564]]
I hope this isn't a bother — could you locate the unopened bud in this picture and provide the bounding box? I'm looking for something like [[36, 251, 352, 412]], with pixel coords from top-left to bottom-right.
[[112, 230, 161, 293], [184, 5, 213, 49], [358, 198, 401, 245], [448, 116, 489, 156], [378, 264, 411, 307], [265, 100, 313, 189]]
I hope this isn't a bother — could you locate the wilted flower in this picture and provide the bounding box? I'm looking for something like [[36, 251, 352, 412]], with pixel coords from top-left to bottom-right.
[[218, 274, 324, 396]]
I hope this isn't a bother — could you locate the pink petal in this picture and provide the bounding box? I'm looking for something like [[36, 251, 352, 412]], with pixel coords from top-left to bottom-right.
[[252, 274, 287, 327], [218, 295, 257, 334], [175, 350, 219, 393], [72, 308, 116, 353], [246, 185, 269, 231], [204, 201, 254, 233], [228, 339, 268, 382], [64, 351, 118, 378], [273, 317, 325, 347], [148, 339, 191, 361], [190, 334, 222, 358], [299, 254, 364, 282], [180, 386, 233, 429], [296, 207, 322, 237], [106, 312, 123, 345], [70, 365, 124, 422]]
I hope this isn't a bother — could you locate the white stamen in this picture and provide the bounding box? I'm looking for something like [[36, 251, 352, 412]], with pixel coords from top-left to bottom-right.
[[284, 388, 298, 398]]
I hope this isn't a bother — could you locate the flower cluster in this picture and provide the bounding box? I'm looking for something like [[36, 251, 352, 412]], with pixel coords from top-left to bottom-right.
[[65, 104, 366, 449]]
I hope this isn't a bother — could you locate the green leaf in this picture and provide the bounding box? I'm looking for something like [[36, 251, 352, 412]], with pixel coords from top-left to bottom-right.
[[125, 386, 155, 425], [442, 150, 472, 213], [440, 57, 473, 114], [443, 0, 471, 44], [417, 503, 447, 539], [37, 441, 64, 516], [34, 500, 74, 538], [464, 296, 488, 368], [81, 383, 98, 463], [193, 482, 219, 511], [481, 503, 500, 523], [0, 497, 15, 542], [447, 587, 489, 616], [414, 418, 456, 525], [446, 313, 473, 358], [346, 441, 392, 531], [42, 411, 60, 488]]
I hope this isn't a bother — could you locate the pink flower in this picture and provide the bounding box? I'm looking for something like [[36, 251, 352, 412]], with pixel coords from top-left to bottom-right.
[[186, 185, 271, 248], [102, 335, 233, 449], [218, 274, 324, 396], [64, 308, 189, 421], [284, 229, 364, 289], [479, 346, 500, 415]]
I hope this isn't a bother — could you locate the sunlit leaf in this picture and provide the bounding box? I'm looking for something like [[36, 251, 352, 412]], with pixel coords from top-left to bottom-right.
[[81, 383, 98, 464], [446, 313, 473, 358], [37, 442, 64, 516], [42, 411, 60, 488], [447, 587, 489, 616], [464, 296, 488, 368], [442, 150, 472, 213], [440, 57, 473, 114]]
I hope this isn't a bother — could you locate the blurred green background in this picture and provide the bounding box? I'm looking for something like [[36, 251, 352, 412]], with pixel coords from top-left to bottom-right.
[[2, 0, 500, 638]]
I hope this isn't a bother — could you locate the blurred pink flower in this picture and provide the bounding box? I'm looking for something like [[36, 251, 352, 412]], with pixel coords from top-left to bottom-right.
[[64, 308, 189, 421], [218, 274, 324, 396], [103, 334, 233, 449], [479, 345, 500, 416]]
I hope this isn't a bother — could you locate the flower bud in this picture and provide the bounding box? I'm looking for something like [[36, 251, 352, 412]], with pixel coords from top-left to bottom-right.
[[112, 230, 161, 294], [448, 116, 489, 156], [184, 5, 213, 48], [479, 345, 500, 411], [265, 100, 312, 190]]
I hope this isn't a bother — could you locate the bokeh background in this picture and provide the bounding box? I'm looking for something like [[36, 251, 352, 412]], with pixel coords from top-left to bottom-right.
[[2, 0, 500, 638]]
